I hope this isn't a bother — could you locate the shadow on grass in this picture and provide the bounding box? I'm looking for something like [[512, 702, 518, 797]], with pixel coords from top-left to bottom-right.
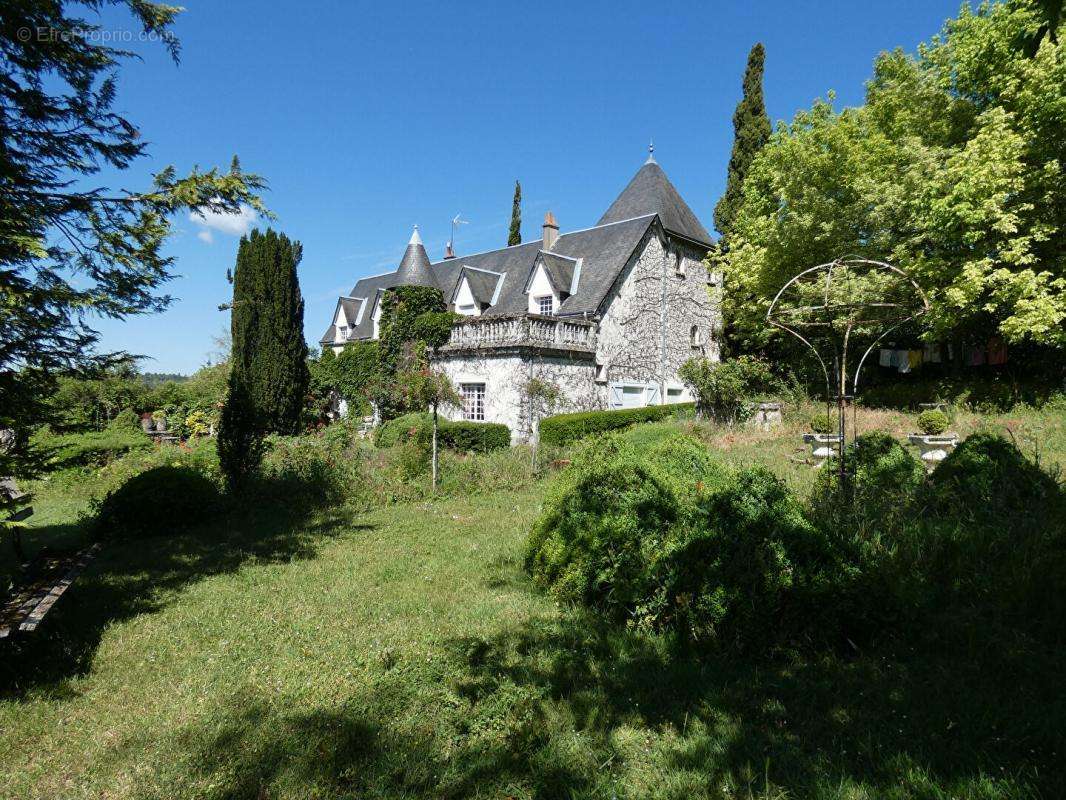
[[129, 611, 1063, 799], [0, 479, 374, 700]]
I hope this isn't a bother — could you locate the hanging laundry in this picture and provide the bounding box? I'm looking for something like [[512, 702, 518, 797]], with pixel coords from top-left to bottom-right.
[[908, 350, 923, 369], [896, 350, 911, 374], [988, 337, 1008, 365], [923, 343, 942, 363], [879, 349, 893, 367], [970, 346, 986, 366]]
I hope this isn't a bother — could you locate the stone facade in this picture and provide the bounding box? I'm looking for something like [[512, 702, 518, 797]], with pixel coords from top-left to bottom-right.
[[432, 229, 721, 441]]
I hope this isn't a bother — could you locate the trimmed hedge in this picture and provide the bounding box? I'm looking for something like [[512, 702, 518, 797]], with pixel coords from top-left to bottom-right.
[[375, 413, 510, 453], [538, 403, 695, 446]]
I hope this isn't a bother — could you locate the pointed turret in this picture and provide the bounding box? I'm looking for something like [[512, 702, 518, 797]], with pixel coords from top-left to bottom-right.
[[597, 149, 712, 246], [394, 225, 437, 288]]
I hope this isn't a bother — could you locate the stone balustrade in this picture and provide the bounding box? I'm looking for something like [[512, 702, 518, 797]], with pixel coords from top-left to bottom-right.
[[439, 313, 597, 354]]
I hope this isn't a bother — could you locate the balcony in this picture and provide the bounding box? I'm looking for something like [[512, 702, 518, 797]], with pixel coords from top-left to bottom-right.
[[438, 313, 597, 355]]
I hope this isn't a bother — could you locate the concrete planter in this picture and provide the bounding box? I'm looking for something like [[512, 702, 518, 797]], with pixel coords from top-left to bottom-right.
[[908, 433, 958, 472], [802, 433, 841, 467], [748, 402, 783, 430]]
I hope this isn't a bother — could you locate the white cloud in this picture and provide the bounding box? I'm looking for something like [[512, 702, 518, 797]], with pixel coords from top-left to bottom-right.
[[190, 203, 258, 242]]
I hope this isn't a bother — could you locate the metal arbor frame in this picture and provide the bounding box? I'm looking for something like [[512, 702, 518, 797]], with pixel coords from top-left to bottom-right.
[[766, 258, 929, 480]]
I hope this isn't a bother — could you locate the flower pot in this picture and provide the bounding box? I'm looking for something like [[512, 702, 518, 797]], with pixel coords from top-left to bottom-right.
[[802, 433, 841, 467], [908, 433, 958, 472]]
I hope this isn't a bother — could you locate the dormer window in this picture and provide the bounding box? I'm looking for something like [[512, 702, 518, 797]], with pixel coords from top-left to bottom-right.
[[338, 325, 348, 340], [536, 295, 554, 315]]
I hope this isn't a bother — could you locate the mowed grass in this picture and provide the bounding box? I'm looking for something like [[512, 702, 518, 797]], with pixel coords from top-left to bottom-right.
[[2, 406, 1064, 799]]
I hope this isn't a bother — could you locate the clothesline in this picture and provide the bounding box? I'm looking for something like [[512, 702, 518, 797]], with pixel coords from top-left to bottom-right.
[[877, 338, 1007, 374]]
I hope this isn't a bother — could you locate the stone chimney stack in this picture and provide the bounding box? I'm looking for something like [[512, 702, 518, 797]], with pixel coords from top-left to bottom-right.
[[542, 211, 559, 251]]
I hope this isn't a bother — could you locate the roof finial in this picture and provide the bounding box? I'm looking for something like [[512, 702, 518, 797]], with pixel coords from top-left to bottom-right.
[[409, 224, 423, 246], [646, 139, 656, 164]]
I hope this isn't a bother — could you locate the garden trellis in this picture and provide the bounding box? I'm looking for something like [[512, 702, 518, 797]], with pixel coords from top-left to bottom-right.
[[766, 258, 929, 479]]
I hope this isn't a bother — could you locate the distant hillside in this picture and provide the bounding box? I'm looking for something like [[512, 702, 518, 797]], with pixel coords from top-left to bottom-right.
[[138, 372, 188, 387]]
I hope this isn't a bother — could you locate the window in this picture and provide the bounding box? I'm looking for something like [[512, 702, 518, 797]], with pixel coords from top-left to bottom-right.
[[536, 295, 554, 315], [457, 303, 478, 316], [666, 387, 684, 404], [461, 383, 486, 421], [338, 325, 348, 340], [690, 325, 704, 349], [674, 252, 686, 277]]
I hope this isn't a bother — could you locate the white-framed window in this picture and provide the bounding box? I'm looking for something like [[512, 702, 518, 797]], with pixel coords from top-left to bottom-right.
[[536, 295, 554, 315], [690, 325, 704, 349], [457, 303, 478, 316], [666, 387, 684, 403], [338, 325, 348, 340], [460, 383, 486, 421]]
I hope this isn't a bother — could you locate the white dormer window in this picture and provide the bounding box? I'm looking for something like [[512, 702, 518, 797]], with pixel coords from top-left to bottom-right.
[[536, 295, 554, 315], [457, 303, 477, 316], [338, 325, 348, 341]]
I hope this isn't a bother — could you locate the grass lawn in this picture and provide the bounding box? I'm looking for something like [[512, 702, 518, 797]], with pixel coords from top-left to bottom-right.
[[2, 408, 1064, 799]]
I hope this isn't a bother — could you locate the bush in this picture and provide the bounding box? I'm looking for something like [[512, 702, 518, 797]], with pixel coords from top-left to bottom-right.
[[809, 413, 835, 434], [107, 408, 140, 431], [257, 433, 359, 507], [374, 413, 509, 453], [916, 409, 949, 435], [538, 403, 695, 447], [678, 356, 777, 424], [40, 428, 151, 469], [93, 465, 221, 538]]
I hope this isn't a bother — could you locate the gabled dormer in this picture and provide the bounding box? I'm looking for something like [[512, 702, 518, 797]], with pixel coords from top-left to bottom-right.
[[328, 296, 367, 346], [450, 265, 505, 316], [523, 251, 581, 315]]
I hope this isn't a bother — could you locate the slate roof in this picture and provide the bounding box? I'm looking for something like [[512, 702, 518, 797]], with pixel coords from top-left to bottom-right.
[[596, 159, 712, 246], [537, 251, 579, 296], [331, 159, 710, 341], [455, 266, 504, 307]]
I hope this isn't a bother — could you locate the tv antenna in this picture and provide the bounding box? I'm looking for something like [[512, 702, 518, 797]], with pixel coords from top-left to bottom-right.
[[449, 213, 469, 253]]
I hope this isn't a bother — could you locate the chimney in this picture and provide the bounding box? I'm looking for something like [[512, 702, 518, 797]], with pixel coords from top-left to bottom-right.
[[542, 211, 559, 251], [444, 241, 456, 259]]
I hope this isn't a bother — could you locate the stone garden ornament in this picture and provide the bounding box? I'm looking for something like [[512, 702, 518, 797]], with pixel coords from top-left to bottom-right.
[[766, 258, 930, 479]]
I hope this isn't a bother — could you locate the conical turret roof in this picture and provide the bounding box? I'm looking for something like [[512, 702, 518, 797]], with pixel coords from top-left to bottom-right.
[[395, 226, 437, 288], [597, 157, 712, 246]]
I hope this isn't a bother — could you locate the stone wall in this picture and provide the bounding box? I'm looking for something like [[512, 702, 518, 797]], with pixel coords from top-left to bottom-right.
[[434, 351, 597, 443], [596, 228, 721, 395]]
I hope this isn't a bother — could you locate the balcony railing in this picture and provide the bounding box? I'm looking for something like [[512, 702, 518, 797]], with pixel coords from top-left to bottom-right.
[[439, 313, 597, 354]]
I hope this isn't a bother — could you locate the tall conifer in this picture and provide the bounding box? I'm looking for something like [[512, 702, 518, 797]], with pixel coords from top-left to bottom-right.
[[218, 228, 309, 486], [508, 180, 522, 246], [714, 43, 771, 241]]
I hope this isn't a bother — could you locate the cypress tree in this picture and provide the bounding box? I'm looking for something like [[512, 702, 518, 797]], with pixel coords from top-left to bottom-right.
[[508, 180, 522, 246], [218, 229, 309, 486], [714, 43, 771, 241]]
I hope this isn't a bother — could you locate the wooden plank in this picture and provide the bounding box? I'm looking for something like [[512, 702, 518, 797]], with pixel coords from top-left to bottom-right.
[[16, 544, 101, 634]]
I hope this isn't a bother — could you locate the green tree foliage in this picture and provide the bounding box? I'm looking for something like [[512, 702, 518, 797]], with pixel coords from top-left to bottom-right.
[[308, 342, 380, 421], [713, 42, 771, 241], [0, 1, 266, 481], [720, 3, 1066, 354], [508, 180, 522, 246], [226, 229, 309, 435], [376, 286, 457, 419]]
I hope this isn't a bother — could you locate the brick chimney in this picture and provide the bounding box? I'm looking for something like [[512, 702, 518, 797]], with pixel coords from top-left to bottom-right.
[[542, 211, 559, 251], [444, 241, 456, 259]]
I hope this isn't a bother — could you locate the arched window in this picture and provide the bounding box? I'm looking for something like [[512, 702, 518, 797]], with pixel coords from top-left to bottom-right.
[[690, 325, 703, 349]]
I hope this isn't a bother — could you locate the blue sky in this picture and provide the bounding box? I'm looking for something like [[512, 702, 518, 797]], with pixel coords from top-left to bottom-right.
[[87, 0, 965, 374]]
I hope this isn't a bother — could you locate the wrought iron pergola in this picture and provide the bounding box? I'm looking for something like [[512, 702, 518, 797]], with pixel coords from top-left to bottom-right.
[[766, 257, 929, 479]]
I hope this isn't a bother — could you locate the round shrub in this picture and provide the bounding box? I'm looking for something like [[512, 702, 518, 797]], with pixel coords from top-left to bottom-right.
[[374, 412, 427, 448], [107, 408, 140, 431], [809, 413, 835, 434], [94, 465, 221, 538], [916, 409, 949, 435], [524, 436, 682, 613], [652, 466, 831, 647], [925, 433, 1061, 526]]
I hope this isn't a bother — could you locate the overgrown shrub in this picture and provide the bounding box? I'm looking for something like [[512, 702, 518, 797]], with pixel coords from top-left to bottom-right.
[[39, 428, 151, 469], [538, 403, 695, 446], [678, 356, 776, 424], [93, 465, 221, 538], [808, 413, 835, 434], [257, 434, 359, 507]]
